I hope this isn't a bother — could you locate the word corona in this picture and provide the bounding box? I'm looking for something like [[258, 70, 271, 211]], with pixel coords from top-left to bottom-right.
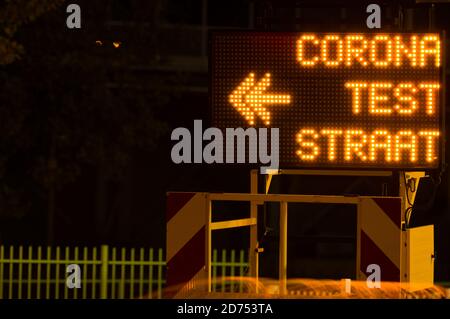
[[297, 33, 440, 68]]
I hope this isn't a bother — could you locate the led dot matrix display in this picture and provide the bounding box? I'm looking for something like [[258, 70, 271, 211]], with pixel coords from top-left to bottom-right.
[[211, 32, 444, 169]]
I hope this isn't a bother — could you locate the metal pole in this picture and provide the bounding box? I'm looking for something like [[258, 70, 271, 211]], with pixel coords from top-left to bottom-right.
[[250, 170, 259, 291], [279, 201, 288, 295], [206, 197, 212, 293], [100, 245, 108, 299]]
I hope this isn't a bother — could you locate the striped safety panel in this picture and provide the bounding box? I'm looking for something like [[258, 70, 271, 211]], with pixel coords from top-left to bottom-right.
[[358, 197, 402, 282], [166, 192, 207, 298]]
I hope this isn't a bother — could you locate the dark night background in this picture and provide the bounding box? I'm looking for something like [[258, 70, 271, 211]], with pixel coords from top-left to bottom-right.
[[0, 0, 449, 282]]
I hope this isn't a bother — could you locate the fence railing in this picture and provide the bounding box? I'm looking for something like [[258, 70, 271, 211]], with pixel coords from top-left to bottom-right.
[[0, 245, 248, 299]]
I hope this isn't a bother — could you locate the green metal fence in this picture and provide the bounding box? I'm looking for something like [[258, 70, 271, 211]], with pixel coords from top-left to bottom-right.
[[0, 245, 248, 299], [212, 249, 248, 293]]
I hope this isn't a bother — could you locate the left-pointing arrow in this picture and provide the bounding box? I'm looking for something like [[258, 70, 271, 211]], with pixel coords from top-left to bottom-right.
[[228, 73, 291, 126]]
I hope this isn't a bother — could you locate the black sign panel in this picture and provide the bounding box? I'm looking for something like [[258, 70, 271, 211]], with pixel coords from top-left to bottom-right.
[[211, 32, 443, 169]]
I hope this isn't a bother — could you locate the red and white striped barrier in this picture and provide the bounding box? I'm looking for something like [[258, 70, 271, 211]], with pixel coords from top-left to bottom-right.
[[358, 197, 402, 282], [166, 192, 207, 298]]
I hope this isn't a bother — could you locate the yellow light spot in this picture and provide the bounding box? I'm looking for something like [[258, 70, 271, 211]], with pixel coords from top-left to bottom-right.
[[321, 129, 343, 161], [321, 35, 343, 67], [228, 73, 290, 126], [345, 130, 367, 161], [369, 130, 391, 161], [370, 35, 392, 67], [394, 131, 417, 162], [297, 34, 320, 67], [418, 131, 440, 162], [369, 82, 393, 114], [419, 35, 440, 67], [345, 82, 368, 114], [394, 35, 417, 67], [419, 83, 440, 115], [345, 35, 368, 66], [296, 129, 319, 161], [393, 83, 417, 114]]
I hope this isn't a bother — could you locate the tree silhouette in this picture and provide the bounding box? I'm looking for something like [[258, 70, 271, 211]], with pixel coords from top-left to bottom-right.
[[0, 1, 169, 243]]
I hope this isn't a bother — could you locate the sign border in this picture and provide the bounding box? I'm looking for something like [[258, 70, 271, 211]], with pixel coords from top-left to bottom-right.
[[208, 30, 446, 172]]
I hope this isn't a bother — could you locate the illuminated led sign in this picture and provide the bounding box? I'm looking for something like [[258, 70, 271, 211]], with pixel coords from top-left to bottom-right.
[[210, 32, 444, 169]]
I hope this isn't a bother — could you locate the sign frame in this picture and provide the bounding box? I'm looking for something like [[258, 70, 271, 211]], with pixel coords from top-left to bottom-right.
[[209, 30, 446, 171]]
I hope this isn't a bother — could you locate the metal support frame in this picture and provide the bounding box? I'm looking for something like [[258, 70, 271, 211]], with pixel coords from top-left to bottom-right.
[[206, 198, 212, 292], [262, 169, 393, 195], [399, 171, 426, 285], [205, 190, 379, 294], [262, 169, 398, 291], [279, 201, 288, 294], [202, 169, 430, 294], [247, 169, 429, 292], [205, 190, 259, 293], [250, 170, 259, 281]]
